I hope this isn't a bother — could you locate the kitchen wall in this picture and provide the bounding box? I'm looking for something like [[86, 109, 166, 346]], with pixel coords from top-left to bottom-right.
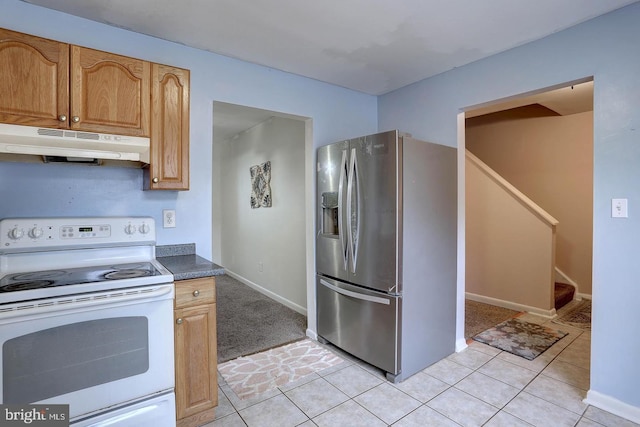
[[467, 110, 593, 296], [0, 1, 377, 336], [379, 2, 640, 418], [215, 116, 307, 313], [0, 0, 377, 262]]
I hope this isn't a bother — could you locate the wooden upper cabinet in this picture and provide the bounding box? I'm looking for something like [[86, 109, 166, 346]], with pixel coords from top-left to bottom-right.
[[1, 28, 191, 192], [71, 46, 150, 136], [0, 29, 151, 137], [0, 28, 69, 128], [149, 63, 190, 190]]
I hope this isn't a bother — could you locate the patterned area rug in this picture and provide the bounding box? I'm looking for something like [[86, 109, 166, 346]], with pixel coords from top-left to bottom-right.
[[218, 339, 343, 400], [553, 300, 591, 330], [473, 318, 568, 360], [465, 299, 521, 339]]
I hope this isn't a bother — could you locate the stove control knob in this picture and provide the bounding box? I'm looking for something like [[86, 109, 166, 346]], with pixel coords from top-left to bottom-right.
[[28, 227, 43, 239], [8, 227, 24, 240], [125, 224, 137, 235], [139, 223, 150, 234]]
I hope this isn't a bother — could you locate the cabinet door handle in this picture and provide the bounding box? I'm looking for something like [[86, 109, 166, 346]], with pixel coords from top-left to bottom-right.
[[176, 318, 183, 325], [192, 290, 200, 297], [152, 177, 159, 183], [72, 116, 80, 123], [58, 115, 67, 122]]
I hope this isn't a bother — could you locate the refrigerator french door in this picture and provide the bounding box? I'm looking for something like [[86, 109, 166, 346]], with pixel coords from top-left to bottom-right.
[[316, 130, 457, 383], [316, 131, 400, 293]]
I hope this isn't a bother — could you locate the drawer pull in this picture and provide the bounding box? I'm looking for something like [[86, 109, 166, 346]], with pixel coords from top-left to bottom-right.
[[193, 290, 200, 297], [176, 318, 183, 325]]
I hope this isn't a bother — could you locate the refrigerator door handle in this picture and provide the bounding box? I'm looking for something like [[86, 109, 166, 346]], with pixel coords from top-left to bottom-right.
[[338, 149, 348, 270], [319, 279, 391, 305], [347, 148, 361, 273], [353, 148, 361, 271]]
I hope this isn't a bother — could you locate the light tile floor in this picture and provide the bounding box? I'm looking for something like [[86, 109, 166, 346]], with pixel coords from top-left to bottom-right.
[[208, 301, 639, 427]]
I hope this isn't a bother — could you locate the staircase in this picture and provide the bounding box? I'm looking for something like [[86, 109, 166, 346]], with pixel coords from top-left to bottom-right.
[[555, 282, 575, 310]]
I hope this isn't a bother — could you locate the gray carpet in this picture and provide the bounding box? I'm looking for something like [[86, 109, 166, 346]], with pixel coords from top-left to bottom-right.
[[216, 274, 307, 363], [465, 299, 520, 339]]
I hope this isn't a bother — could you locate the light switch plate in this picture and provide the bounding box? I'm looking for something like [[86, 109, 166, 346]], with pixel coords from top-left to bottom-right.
[[611, 198, 628, 218], [163, 209, 176, 228]]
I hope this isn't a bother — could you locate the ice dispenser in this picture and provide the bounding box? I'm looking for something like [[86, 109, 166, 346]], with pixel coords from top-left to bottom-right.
[[321, 192, 339, 235]]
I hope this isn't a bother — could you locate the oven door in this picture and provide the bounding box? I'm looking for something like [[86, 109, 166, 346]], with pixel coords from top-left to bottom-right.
[[0, 284, 174, 423]]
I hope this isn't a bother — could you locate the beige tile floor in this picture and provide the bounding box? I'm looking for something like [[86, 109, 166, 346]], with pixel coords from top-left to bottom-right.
[[207, 300, 638, 427]]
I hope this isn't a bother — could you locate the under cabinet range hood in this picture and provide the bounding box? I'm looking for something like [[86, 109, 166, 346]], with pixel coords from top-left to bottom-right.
[[0, 123, 150, 164]]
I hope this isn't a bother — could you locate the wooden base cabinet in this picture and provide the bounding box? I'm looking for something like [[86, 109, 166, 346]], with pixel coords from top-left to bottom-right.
[[174, 277, 218, 427]]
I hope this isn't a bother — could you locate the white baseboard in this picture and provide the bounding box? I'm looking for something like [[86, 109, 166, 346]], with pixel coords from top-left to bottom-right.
[[225, 269, 308, 316], [578, 293, 592, 300], [455, 338, 468, 353], [585, 390, 640, 424], [466, 292, 557, 319], [306, 329, 317, 340]]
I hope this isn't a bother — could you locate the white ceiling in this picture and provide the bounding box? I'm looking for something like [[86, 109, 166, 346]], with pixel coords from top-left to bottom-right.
[[23, 0, 638, 95], [212, 102, 278, 144]]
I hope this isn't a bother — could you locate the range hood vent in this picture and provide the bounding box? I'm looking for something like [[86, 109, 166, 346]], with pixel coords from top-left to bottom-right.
[[0, 123, 150, 164]]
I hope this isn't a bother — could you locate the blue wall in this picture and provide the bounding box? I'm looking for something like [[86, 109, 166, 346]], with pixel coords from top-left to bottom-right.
[[379, 2, 640, 414], [0, 0, 377, 260]]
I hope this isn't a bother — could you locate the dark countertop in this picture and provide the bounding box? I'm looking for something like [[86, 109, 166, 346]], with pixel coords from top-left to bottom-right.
[[156, 243, 224, 281]]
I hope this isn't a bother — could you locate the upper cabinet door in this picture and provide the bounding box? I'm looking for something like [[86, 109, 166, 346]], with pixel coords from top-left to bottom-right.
[[71, 46, 150, 136], [0, 28, 69, 128], [149, 63, 190, 190]]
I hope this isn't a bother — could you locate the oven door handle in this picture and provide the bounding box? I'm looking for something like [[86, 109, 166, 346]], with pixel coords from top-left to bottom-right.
[[0, 284, 174, 322]]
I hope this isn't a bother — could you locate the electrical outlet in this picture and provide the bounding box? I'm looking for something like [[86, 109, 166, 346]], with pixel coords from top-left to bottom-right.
[[611, 198, 628, 218], [163, 210, 176, 228]]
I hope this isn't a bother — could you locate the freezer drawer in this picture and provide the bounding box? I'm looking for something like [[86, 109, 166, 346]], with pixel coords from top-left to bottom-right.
[[317, 275, 400, 376]]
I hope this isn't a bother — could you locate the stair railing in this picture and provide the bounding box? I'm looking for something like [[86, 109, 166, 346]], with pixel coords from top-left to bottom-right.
[[466, 150, 559, 316]]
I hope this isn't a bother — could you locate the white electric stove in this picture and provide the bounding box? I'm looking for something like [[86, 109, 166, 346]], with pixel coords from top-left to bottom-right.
[[0, 217, 176, 427]]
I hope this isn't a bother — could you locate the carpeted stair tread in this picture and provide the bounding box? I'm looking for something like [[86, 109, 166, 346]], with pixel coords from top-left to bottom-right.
[[554, 282, 575, 310]]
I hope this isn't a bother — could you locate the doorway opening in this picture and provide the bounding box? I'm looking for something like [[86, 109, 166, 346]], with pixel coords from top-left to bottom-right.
[[459, 78, 594, 346], [212, 101, 314, 360]]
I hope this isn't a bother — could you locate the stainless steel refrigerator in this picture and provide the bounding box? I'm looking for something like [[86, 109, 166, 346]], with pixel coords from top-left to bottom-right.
[[316, 130, 457, 382]]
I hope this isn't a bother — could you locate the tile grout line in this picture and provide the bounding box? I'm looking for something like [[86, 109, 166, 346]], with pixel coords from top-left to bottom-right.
[[440, 328, 588, 426], [485, 328, 590, 426], [212, 323, 596, 427]]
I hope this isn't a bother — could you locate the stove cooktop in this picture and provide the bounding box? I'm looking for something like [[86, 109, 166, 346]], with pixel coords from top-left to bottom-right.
[[0, 262, 164, 293]]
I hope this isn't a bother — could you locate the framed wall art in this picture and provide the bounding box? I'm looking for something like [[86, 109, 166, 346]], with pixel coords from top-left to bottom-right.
[[250, 161, 272, 208]]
